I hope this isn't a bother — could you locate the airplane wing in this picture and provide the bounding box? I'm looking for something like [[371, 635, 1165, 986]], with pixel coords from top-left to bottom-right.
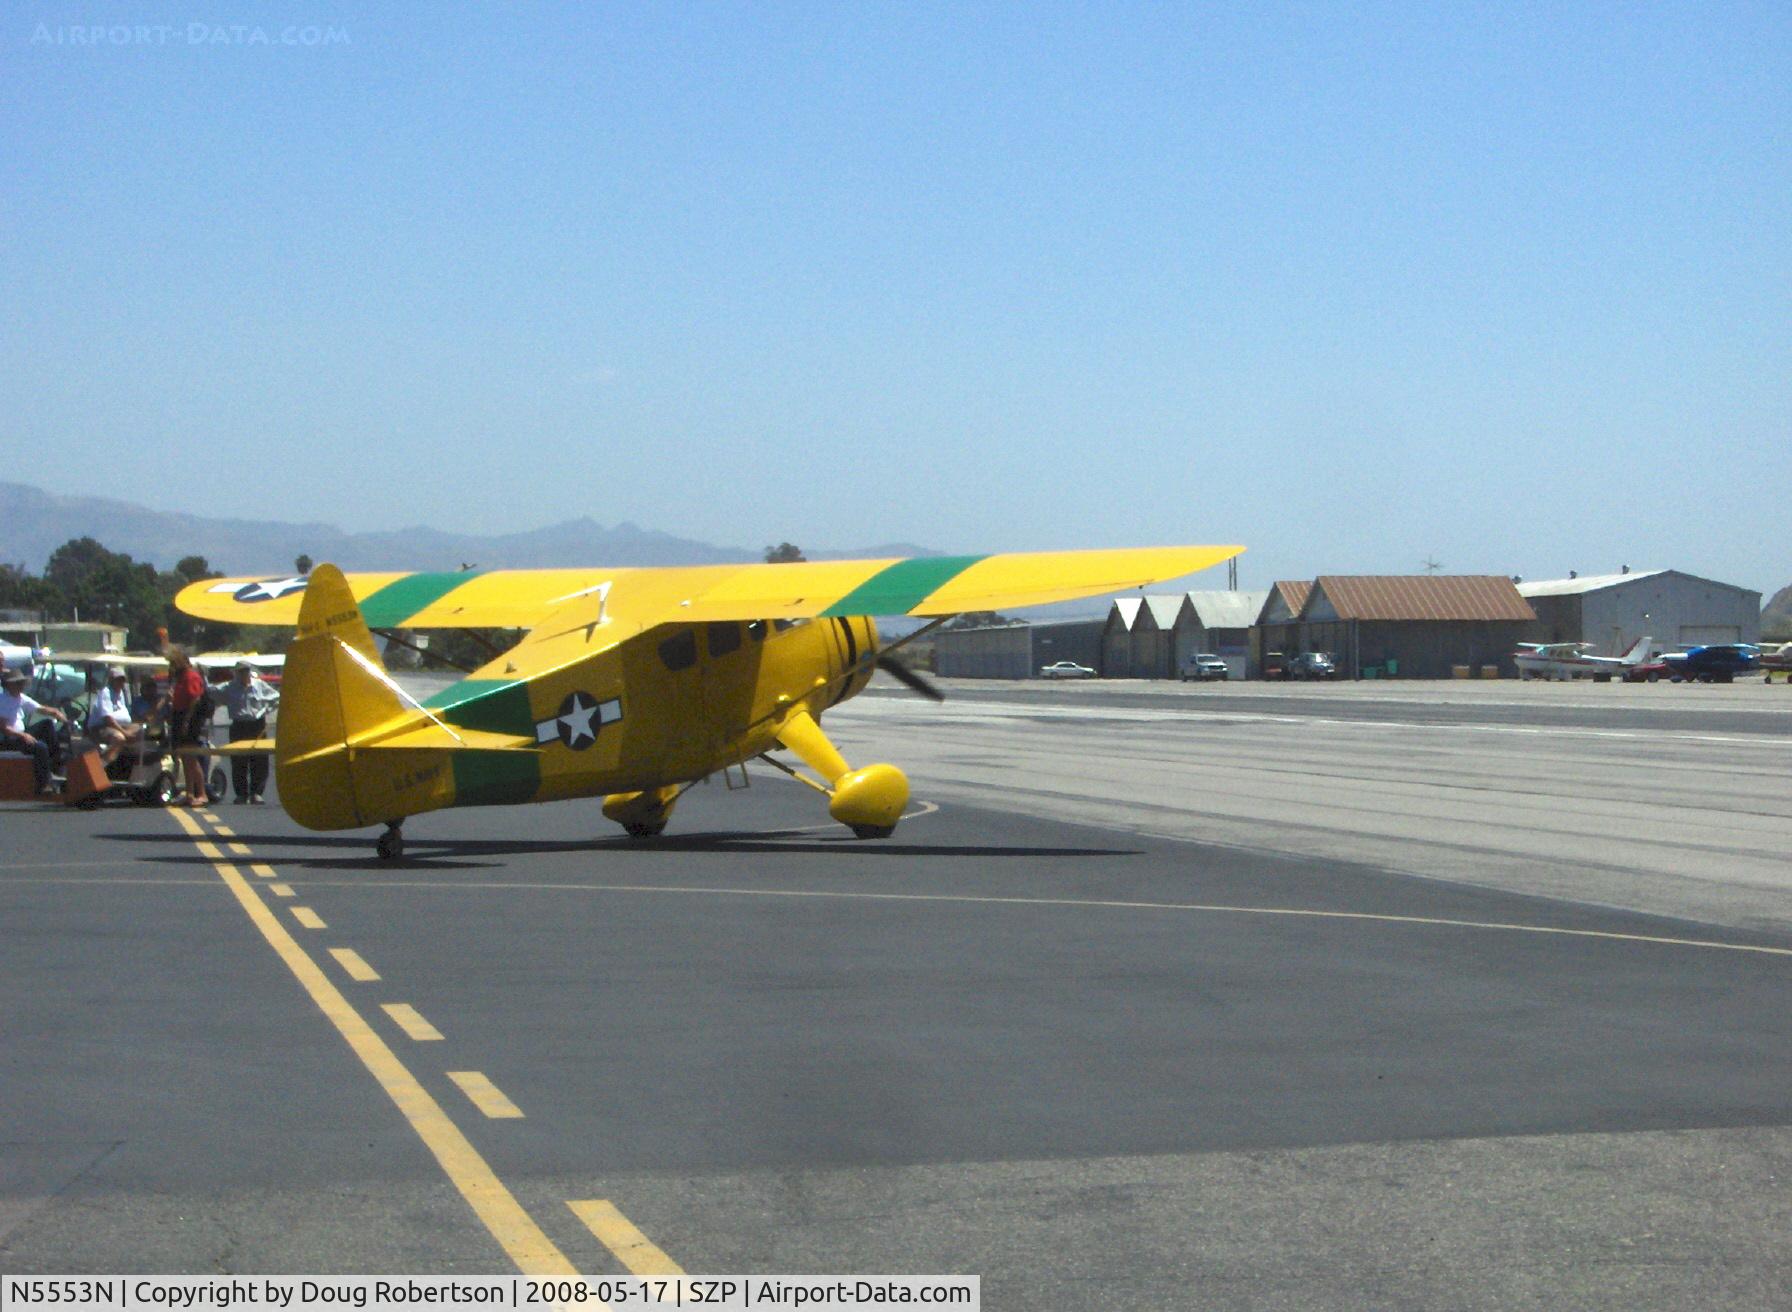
[[175, 546, 1244, 631]]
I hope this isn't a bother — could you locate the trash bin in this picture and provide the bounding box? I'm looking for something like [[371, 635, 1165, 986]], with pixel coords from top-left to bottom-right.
[[1480, 664, 1500, 679], [1384, 659, 1399, 677], [1452, 665, 1471, 679], [1362, 666, 1380, 679]]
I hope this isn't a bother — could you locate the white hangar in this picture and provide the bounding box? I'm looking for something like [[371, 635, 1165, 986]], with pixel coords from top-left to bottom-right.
[[1517, 569, 1760, 654]]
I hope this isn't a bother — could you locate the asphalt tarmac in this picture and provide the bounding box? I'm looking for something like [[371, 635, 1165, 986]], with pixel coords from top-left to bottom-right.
[[3, 680, 1789, 1309]]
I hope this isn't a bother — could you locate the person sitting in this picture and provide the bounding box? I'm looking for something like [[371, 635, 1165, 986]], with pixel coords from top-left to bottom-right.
[[132, 672, 163, 726], [0, 667, 69, 796], [86, 666, 145, 767]]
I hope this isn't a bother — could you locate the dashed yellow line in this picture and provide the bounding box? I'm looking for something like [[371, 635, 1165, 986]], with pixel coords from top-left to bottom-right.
[[250, 863, 277, 879], [448, 1071, 525, 1119], [383, 1003, 445, 1041], [165, 806, 578, 1274], [568, 1200, 685, 1276], [228, 842, 252, 857], [329, 947, 380, 981], [269, 882, 297, 899], [291, 906, 326, 930], [212, 824, 236, 837]]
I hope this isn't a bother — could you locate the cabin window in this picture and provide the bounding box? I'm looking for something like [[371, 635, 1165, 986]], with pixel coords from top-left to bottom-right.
[[746, 620, 767, 643], [773, 618, 808, 633], [707, 622, 742, 657], [657, 629, 697, 672]]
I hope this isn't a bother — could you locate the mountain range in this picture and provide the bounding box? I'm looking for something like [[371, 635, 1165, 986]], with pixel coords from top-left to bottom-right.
[[0, 481, 936, 575]]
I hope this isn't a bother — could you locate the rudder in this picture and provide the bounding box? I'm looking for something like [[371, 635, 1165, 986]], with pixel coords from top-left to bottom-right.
[[277, 563, 412, 829]]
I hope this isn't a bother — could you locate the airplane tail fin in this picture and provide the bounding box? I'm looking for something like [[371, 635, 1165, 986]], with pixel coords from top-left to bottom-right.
[[277, 563, 414, 829], [1621, 636, 1654, 664]]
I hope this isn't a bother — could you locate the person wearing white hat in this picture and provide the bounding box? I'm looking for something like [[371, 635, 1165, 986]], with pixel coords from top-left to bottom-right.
[[86, 666, 145, 767], [222, 659, 279, 804]]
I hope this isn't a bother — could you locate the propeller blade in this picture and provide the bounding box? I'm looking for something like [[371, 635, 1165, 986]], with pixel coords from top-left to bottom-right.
[[875, 653, 945, 702]]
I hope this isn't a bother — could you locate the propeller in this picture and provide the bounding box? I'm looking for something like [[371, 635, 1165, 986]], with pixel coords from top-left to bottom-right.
[[874, 650, 945, 702]]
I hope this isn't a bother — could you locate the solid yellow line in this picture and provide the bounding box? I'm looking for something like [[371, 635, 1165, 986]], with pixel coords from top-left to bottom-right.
[[568, 1200, 685, 1276], [269, 883, 296, 899], [251, 863, 277, 879], [382, 1003, 445, 1041], [448, 1071, 525, 1119], [329, 947, 380, 981], [165, 807, 577, 1275], [291, 907, 326, 930]]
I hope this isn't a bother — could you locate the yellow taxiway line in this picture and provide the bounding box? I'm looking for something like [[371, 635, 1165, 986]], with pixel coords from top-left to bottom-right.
[[166, 807, 579, 1275], [567, 1200, 685, 1276]]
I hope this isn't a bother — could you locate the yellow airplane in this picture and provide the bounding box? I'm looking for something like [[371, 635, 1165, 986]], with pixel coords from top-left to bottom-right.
[[176, 546, 1241, 858]]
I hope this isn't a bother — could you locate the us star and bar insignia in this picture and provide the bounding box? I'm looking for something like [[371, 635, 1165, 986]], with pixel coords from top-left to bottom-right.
[[535, 691, 622, 750]]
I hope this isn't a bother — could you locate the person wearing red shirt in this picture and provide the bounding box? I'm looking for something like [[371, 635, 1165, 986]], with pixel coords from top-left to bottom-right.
[[165, 648, 211, 806]]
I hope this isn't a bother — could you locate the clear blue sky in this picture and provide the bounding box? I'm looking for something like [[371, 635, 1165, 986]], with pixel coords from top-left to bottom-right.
[[5, 3, 1788, 593]]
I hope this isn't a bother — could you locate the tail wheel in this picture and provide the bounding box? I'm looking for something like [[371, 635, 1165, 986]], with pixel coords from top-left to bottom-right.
[[376, 825, 404, 860]]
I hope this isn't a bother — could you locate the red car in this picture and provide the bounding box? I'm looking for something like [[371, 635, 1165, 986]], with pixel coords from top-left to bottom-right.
[[1623, 659, 1674, 683]]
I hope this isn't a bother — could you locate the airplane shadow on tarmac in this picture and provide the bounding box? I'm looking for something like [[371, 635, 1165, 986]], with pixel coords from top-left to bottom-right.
[[108, 829, 1143, 871]]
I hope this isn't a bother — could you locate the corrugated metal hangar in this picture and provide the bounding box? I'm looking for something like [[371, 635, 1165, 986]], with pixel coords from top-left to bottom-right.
[[927, 566, 1761, 679], [1518, 569, 1760, 653]]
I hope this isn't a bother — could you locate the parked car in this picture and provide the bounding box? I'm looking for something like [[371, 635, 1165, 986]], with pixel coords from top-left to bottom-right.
[[1287, 652, 1338, 680], [1622, 659, 1674, 683], [1039, 660, 1097, 679], [1180, 653, 1230, 682], [1260, 651, 1288, 680]]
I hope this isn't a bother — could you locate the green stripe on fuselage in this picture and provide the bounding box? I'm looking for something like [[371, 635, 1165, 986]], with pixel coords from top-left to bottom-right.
[[819, 556, 986, 617], [360, 571, 485, 628], [423, 679, 536, 736], [450, 749, 540, 808]]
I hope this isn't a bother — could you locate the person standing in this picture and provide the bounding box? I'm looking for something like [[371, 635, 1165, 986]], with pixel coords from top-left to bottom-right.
[[164, 648, 211, 806], [222, 659, 278, 804], [0, 667, 68, 795]]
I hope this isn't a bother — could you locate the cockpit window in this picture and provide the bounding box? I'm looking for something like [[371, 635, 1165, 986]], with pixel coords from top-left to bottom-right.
[[657, 629, 697, 671], [707, 622, 742, 657]]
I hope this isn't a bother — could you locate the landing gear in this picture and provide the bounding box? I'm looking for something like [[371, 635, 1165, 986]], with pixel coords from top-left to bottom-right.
[[376, 821, 404, 861], [603, 786, 680, 839], [774, 708, 909, 840]]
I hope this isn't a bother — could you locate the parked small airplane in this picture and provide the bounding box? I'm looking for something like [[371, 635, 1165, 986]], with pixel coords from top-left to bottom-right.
[[1514, 636, 1653, 681], [177, 546, 1241, 857], [1656, 643, 1761, 684]]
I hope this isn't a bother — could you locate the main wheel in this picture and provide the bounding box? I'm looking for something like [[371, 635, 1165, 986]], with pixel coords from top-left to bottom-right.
[[850, 824, 895, 839], [376, 828, 404, 860]]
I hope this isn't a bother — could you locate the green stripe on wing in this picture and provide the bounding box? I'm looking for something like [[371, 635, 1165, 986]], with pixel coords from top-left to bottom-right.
[[819, 556, 986, 617]]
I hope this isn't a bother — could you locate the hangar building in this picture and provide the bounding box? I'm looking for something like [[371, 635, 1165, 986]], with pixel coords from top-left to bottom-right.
[[1294, 576, 1536, 679], [932, 619, 1106, 679], [1517, 570, 1760, 654], [1101, 591, 1269, 678]]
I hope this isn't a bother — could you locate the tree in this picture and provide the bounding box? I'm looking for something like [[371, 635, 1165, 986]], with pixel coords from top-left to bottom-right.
[[295, 554, 313, 575], [943, 611, 1012, 629], [764, 542, 806, 564], [43, 538, 165, 647]]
